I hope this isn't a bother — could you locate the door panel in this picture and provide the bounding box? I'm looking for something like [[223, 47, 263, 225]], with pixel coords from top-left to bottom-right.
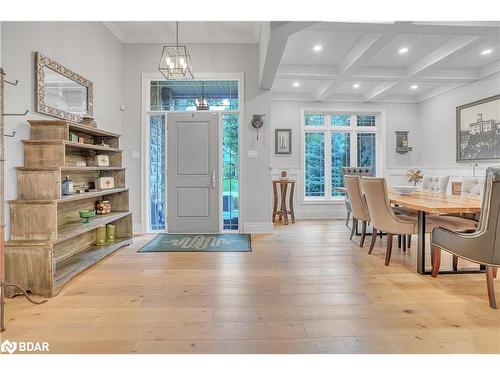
[[177, 188, 210, 217], [177, 122, 210, 175], [167, 112, 219, 233]]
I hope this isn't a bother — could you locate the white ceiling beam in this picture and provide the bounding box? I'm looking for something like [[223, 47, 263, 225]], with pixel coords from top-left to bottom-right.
[[313, 80, 336, 99], [418, 68, 479, 82], [479, 61, 500, 79], [311, 21, 500, 37], [364, 82, 400, 101], [407, 36, 481, 76], [259, 21, 317, 90], [337, 33, 383, 73], [276, 64, 339, 80], [417, 82, 468, 102]]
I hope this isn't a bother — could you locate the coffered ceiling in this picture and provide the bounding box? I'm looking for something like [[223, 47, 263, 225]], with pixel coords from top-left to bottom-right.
[[271, 21, 500, 102]]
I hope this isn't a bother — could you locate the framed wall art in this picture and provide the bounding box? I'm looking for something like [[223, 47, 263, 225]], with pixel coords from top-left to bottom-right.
[[275, 129, 292, 155], [456, 94, 500, 162]]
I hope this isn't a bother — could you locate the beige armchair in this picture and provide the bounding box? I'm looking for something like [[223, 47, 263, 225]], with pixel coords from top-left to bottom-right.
[[431, 167, 499, 308], [344, 175, 371, 247], [362, 177, 478, 266]]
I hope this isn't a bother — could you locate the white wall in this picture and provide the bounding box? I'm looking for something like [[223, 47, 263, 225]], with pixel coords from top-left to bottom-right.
[[122, 43, 272, 233], [386, 72, 500, 190], [1, 21, 124, 238], [419, 73, 500, 168], [270, 99, 420, 218]]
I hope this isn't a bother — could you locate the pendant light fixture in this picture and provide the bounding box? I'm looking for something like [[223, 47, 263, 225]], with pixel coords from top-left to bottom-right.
[[196, 81, 209, 111], [158, 21, 194, 80]]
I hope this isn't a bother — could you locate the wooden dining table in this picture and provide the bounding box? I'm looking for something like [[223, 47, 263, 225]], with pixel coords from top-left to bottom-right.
[[389, 191, 482, 275]]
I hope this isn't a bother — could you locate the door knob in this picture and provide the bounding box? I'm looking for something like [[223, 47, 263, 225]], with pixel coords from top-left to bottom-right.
[[211, 171, 216, 189]]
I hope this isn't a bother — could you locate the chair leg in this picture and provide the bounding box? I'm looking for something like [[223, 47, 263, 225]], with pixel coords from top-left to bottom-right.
[[345, 210, 351, 227], [398, 235, 401, 249], [402, 235, 407, 252], [359, 221, 367, 247], [369, 228, 377, 254], [379, 231, 383, 239], [350, 218, 358, 240], [452, 255, 459, 271], [385, 234, 393, 266], [431, 245, 441, 278], [407, 234, 411, 248], [486, 266, 497, 309]]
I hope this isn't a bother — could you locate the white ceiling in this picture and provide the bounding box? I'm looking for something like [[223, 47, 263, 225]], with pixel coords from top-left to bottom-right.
[[104, 21, 261, 43], [272, 21, 500, 102]]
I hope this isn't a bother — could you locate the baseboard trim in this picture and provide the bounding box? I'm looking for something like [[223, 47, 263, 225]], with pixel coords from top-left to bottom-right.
[[133, 223, 143, 235], [244, 222, 273, 233]]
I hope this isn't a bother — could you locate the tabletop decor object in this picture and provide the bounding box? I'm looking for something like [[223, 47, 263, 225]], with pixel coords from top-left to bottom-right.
[[96, 200, 111, 215], [79, 209, 96, 224], [406, 168, 423, 186], [392, 186, 419, 195]]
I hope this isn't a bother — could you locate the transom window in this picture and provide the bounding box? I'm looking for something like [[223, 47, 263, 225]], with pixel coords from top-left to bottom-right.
[[303, 112, 379, 200]]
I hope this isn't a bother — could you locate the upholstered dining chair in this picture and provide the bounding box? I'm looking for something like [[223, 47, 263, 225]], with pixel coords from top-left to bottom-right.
[[362, 177, 478, 266], [421, 175, 450, 194], [344, 175, 371, 247], [341, 167, 373, 228], [461, 177, 485, 198], [431, 167, 500, 309]]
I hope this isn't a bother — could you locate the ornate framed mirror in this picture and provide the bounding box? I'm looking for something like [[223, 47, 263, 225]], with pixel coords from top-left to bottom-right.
[[35, 52, 94, 122]]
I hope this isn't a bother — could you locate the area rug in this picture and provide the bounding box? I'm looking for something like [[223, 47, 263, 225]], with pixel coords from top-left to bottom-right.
[[138, 233, 252, 252]]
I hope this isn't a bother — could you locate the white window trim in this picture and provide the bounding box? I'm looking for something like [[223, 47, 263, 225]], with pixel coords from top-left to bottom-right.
[[141, 72, 245, 233], [300, 108, 386, 205]]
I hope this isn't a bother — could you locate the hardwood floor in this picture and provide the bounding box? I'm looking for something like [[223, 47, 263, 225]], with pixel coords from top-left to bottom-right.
[[3, 220, 500, 354]]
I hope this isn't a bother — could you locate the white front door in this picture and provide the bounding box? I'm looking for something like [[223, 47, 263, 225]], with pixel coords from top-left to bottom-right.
[[167, 112, 220, 233]]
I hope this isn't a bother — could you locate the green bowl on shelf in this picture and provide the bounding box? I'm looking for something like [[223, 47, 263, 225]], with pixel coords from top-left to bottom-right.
[[79, 209, 96, 223]]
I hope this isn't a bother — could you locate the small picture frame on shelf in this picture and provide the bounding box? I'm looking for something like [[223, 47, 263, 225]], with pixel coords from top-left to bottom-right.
[[275, 129, 292, 155], [97, 176, 115, 190], [95, 154, 110, 167]]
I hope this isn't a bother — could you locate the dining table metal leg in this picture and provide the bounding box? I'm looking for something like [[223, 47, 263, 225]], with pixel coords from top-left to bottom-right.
[[417, 210, 426, 275]]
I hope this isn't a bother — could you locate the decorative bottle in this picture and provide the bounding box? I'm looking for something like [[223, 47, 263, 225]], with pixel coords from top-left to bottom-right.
[[61, 175, 74, 196]]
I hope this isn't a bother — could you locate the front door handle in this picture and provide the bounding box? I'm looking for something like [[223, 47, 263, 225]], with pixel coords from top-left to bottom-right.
[[211, 170, 216, 189]]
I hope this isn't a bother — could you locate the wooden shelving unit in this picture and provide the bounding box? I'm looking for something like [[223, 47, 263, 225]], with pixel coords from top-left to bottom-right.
[[5, 119, 132, 298]]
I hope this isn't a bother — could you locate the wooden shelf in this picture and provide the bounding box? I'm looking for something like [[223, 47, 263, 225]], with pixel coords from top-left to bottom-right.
[[54, 237, 132, 292], [22, 140, 123, 153], [28, 119, 121, 138], [8, 188, 129, 204], [16, 166, 125, 172], [58, 188, 128, 203], [68, 122, 121, 138], [56, 211, 131, 244], [6, 119, 132, 298]]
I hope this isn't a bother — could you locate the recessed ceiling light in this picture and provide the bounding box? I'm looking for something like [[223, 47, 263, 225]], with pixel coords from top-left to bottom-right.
[[481, 49, 493, 55], [313, 44, 323, 52], [411, 84, 418, 90], [293, 82, 300, 87], [353, 83, 360, 89], [398, 47, 409, 54]]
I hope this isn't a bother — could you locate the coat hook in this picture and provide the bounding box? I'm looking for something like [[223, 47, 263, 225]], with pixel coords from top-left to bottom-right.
[[4, 131, 16, 137], [4, 109, 29, 116], [5, 79, 19, 86]]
